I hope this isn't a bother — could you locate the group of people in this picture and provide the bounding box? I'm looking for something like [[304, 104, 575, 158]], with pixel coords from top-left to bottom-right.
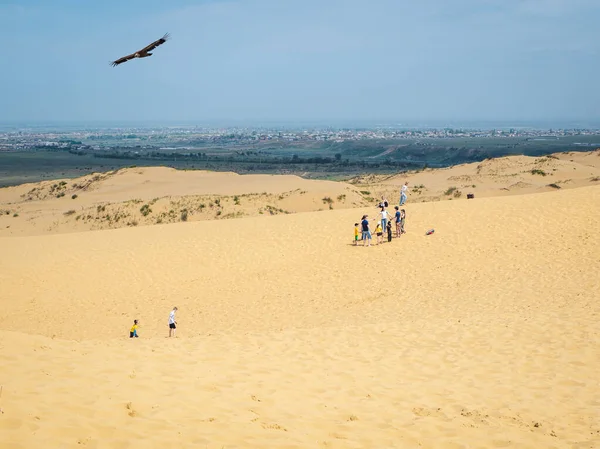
[[355, 188, 407, 247], [128, 306, 178, 338]]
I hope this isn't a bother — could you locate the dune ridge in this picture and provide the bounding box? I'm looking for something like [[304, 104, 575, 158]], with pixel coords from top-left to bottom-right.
[[1, 150, 599, 236]]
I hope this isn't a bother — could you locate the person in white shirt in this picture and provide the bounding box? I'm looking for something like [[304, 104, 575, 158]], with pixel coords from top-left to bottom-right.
[[168, 306, 178, 337], [379, 206, 390, 232], [400, 182, 409, 206]]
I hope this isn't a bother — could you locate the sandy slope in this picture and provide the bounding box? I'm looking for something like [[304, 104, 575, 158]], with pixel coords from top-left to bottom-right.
[[1, 183, 599, 449], [1, 150, 599, 237], [0, 168, 363, 236], [353, 149, 600, 204]]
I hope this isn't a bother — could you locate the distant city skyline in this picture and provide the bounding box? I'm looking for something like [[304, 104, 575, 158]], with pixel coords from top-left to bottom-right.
[[1, 0, 599, 123]]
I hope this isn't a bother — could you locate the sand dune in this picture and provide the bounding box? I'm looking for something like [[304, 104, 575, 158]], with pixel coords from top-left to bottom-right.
[[1, 150, 599, 237], [1, 178, 599, 448], [352, 149, 600, 204], [0, 168, 364, 236]]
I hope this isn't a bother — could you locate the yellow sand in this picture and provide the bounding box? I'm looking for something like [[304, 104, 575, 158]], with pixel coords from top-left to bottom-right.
[[1, 173, 599, 448], [1, 150, 599, 237], [355, 149, 600, 203]]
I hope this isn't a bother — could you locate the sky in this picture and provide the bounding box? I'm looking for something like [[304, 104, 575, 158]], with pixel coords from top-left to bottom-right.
[[0, 0, 599, 125]]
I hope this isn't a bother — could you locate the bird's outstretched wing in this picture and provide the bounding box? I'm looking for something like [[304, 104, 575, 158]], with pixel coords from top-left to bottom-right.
[[110, 53, 136, 67], [139, 33, 170, 53]]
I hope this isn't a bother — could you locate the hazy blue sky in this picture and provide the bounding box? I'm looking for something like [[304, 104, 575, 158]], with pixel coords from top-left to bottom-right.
[[0, 0, 599, 124]]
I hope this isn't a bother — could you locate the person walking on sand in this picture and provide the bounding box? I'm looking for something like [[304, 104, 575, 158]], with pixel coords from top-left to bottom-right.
[[168, 307, 178, 337], [386, 220, 393, 242], [400, 181, 409, 206], [354, 222, 360, 246], [361, 215, 372, 247]]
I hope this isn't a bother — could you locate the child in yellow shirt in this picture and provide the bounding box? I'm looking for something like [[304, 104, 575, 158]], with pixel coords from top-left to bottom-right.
[[130, 319, 139, 338], [354, 223, 360, 245], [374, 222, 383, 244]]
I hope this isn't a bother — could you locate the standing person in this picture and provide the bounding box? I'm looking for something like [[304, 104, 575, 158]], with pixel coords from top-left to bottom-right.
[[400, 182, 409, 206], [374, 222, 383, 245], [400, 209, 406, 234], [168, 307, 178, 337], [361, 215, 372, 247], [353, 223, 360, 246], [394, 206, 401, 238], [129, 319, 139, 338], [386, 220, 393, 242], [379, 206, 390, 232]]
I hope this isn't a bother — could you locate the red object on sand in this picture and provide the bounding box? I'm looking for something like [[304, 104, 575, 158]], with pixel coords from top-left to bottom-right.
[[426, 229, 435, 235]]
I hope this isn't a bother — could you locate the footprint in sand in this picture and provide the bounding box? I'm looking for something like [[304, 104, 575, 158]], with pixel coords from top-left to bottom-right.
[[261, 422, 287, 431], [125, 402, 137, 417], [412, 407, 446, 418]]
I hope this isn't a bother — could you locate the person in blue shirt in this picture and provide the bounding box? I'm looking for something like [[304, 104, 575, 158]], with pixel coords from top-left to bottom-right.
[[394, 206, 402, 238], [360, 215, 372, 247]]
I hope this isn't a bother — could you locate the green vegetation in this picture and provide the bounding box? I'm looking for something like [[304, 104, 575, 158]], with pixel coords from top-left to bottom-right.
[[337, 194, 346, 201], [531, 169, 547, 176], [180, 209, 188, 221], [140, 204, 152, 216], [547, 183, 561, 189], [265, 205, 289, 215], [221, 211, 245, 219], [4, 134, 596, 189], [71, 194, 78, 199], [444, 186, 457, 196], [322, 196, 333, 204], [233, 195, 240, 205], [64, 210, 76, 216]]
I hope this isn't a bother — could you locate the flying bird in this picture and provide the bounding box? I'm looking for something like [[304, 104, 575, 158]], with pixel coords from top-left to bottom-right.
[[111, 33, 170, 67]]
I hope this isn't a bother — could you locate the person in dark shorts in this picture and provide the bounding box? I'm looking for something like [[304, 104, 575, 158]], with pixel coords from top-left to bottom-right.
[[386, 220, 392, 242], [168, 307, 178, 337]]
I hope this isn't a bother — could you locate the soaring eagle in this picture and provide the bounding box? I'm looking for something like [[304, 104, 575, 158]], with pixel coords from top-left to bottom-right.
[[111, 33, 170, 67]]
